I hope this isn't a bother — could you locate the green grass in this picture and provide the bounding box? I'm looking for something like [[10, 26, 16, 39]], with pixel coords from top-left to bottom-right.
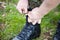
[[0, 3, 60, 40]]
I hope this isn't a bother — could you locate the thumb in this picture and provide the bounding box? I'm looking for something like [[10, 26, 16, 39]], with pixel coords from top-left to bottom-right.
[[25, 8, 28, 13], [28, 12, 32, 23]]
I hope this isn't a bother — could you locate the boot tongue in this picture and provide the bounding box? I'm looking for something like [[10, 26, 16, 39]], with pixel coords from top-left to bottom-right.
[[56, 21, 60, 35], [53, 21, 60, 40], [57, 21, 60, 29], [58, 21, 60, 26]]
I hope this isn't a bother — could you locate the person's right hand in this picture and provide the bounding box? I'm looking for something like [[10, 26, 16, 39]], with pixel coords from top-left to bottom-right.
[[16, 0, 29, 14]]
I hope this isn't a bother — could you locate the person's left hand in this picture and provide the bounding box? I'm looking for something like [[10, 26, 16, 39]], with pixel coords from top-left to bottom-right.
[[28, 7, 42, 25]]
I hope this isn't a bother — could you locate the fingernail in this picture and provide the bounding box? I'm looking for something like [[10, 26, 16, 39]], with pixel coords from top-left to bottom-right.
[[28, 18, 32, 23], [32, 21, 37, 25]]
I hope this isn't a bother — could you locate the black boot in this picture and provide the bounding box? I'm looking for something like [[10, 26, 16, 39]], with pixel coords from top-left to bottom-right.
[[53, 21, 60, 40], [12, 15, 41, 40]]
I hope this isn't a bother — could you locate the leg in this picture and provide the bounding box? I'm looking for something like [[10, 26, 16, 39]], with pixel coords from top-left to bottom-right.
[[53, 21, 60, 40]]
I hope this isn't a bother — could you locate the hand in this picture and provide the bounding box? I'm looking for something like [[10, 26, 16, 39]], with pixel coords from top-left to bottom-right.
[[16, 0, 29, 14], [28, 7, 42, 25]]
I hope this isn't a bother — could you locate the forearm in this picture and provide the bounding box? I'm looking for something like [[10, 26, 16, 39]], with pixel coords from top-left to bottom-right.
[[38, 0, 59, 18], [20, 0, 28, 2]]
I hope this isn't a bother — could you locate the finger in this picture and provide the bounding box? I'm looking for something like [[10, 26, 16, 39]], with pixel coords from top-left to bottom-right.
[[23, 8, 28, 15], [21, 8, 28, 14], [18, 9, 23, 14], [32, 20, 37, 25], [21, 8, 25, 13], [16, 7, 23, 14], [37, 19, 41, 24], [28, 17, 36, 24], [28, 14, 35, 24], [28, 12, 33, 23], [32, 19, 41, 25], [24, 8, 28, 13], [32, 19, 42, 24], [27, 12, 31, 17], [28, 18, 32, 23]]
